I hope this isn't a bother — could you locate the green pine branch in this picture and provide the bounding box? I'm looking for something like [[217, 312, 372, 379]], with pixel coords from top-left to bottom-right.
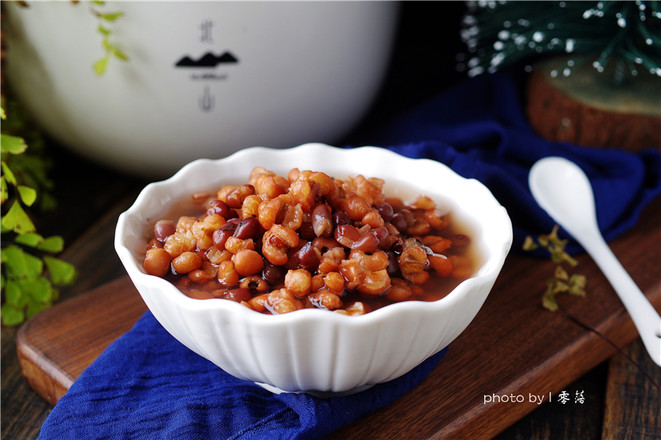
[[459, 1, 661, 83]]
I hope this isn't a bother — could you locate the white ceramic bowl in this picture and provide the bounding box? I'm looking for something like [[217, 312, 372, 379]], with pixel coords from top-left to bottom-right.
[[115, 143, 513, 394]]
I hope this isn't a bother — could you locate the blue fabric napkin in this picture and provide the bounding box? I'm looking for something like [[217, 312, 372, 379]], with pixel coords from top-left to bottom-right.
[[38, 71, 661, 439], [38, 312, 446, 440], [363, 71, 661, 253]]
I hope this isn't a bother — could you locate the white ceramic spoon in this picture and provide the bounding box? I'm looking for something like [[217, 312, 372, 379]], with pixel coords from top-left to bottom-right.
[[529, 156, 661, 367]]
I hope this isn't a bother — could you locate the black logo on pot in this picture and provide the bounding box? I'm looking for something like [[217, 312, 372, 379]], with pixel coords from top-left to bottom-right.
[[175, 51, 239, 68]]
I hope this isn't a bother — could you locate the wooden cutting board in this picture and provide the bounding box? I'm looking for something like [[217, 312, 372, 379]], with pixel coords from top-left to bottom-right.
[[16, 199, 661, 439]]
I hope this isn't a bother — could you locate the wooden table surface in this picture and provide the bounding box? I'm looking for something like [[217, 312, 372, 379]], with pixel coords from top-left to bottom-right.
[[2, 4, 660, 439]]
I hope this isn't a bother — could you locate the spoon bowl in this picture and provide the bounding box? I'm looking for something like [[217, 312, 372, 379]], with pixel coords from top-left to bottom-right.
[[529, 156, 661, 367]]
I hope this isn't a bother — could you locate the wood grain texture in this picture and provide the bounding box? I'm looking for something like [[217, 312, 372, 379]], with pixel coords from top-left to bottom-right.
[[16, 277, 147, 406], [602, 340, 661, 439], [495, 361, 608, 440], [526, 67, 661, 151], [13, 197, 661, 439]]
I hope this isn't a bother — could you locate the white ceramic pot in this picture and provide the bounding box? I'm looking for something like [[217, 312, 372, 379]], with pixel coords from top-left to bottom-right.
[[4, 1, 398, 176]]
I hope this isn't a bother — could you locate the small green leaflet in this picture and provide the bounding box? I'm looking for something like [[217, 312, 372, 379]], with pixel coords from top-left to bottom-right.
[[14, 233, 64, 253], [19, 277, 53, 303], [14, 232, 43, 247], [97, 25, 111, 36], [1, 176, 7, 204], [99, 11, 123, 22], [2, 245, 43, 280], [1, 303, 24, 326], [2, 162, 17, 186], [18, 185, 37, 206], [94, 56, 110, 75], [43, 257, 77, 286], [4, 280, 28, 308], [523, 225, 587, 311], [1, 134, 27, 154], [1, 201, 36, 234], [38, 236, 65, 253]]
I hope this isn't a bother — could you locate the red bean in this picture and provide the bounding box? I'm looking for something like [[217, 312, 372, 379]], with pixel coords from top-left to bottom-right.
[[334, 224, 360, 248], [154, 220, 176, 241], [299, 221, 316, 241], [222, 288, 252, 303], [351, 233, 379, 253], [391, 213, 408, 231], [332, 210, 351, 227], [386, 251, 400, 275], [234, 216, 259, 239], [206, 199, 233, 218], [262, 262, 286, 285], [212, 223, 236, 248], [371, 227, 389, 244], [375, 202, 394, 221], [293, 241, 320, 271], [311, 204, 332, 237]]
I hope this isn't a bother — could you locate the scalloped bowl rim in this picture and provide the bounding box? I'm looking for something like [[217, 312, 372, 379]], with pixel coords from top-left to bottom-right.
[[115, 143, 512, 329]]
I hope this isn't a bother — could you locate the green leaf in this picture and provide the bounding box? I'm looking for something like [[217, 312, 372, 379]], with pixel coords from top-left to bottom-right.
[[90, 0, 106, 5], [99, 11, 123, 21], [0, 134, 28, 155], [37, 236, 64, 253], [97, 25, 111, 36], [17, 185, 37, 206], [4, 280, 28, 308], [1, 245, 28, 279], [14, 232, 44, 247], [1, 176, 7, 204], [568, 274, 587, 296], [1, 201, 36, 234], [554, 265, 569, 281], [112, 46, 129, 61], [2, 162, 17, 186], [43, 256, 77, 286], [0, 106, 6, 120], [93, 56, 109, 75], [2, 245, 44, 280], [1, 303, 25, 326], [521, 236, 538, 251], [542, 290, 558, 312], [23, 251, 44, 279], [19, 277, 52, 303]]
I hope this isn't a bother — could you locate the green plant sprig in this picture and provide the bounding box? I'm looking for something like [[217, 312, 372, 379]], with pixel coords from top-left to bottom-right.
[[15, 0, 127, 75], [1, 106, 77, 326], [89, 1, 128, 75], [523, 225, 587, 311], [459, 1, 661, 83]]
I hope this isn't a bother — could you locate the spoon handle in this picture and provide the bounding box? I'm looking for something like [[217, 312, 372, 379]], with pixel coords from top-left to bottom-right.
[[578, 232, 661, 367]]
